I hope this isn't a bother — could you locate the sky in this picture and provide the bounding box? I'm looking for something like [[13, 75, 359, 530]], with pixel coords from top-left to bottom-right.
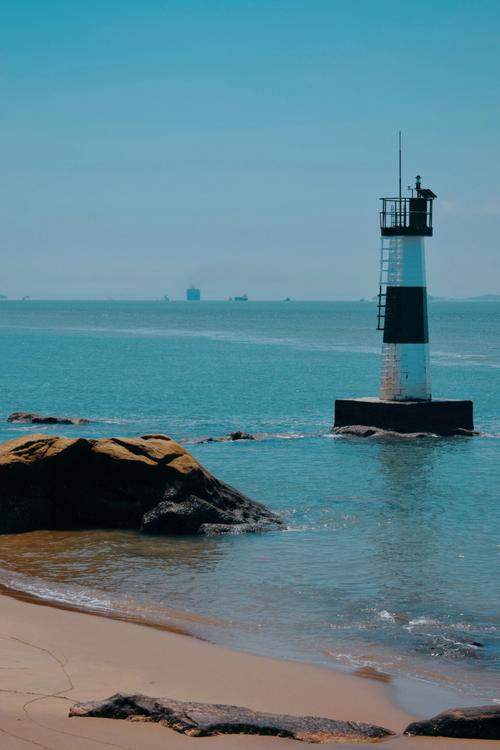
[[1, 0, 499, 300]]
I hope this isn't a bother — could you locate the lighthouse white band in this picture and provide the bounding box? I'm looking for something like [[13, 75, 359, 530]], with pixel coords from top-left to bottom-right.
[[380, 235, 431, 402], [380, 342, 431, 401], [386, 236, 426, 287]]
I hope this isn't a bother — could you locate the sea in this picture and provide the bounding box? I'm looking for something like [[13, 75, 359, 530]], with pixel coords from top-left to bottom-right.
[[0, 300, 499, 710]]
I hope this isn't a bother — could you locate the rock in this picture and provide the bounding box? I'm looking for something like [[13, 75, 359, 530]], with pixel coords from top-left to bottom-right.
[[333, 425, 431, 438], [228, 431, 255, 441], [141, 496, 234, 534], [7, 411, 93, 425], [195, 431, 256, 444], [334, 424, 479, 439], [405, 705, 500, 740], [70, 693, 395, 743], [333, 425, 379, 437], [0, 434, 280, 535], [354, 666, 391, 683]]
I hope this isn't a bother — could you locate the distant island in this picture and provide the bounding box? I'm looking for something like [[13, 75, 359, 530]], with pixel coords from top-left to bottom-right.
[[463, 294, 500, 302], [428, 294, 500, 302]]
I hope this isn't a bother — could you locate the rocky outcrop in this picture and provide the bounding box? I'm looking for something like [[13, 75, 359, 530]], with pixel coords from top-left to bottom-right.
[[0, 434, 280, 535], [141, 494, 269, 535], [7, 411, 93, 425], [405, 705, 500, 740], [333, 425, 432, 438], [228, 431, 255, 441], [70, 693, 395, 743], [333, 425, 478, 439], [196, 431, 256, 444]]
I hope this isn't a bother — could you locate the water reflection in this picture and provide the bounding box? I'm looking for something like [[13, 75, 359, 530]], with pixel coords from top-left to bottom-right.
[[0, 529, 225, 582], [376, 436, 439, 496], [360, 437, 492, 668], [0, 529, 235, 632]]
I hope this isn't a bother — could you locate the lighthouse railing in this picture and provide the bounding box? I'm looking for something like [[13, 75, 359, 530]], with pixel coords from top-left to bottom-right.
[[379, 197, 432, 233]]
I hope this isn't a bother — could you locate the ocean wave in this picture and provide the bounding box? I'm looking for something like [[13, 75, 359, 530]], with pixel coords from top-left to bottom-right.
[[406, 616, 442, 627], [432, 351, 488, 360], [0, 566, 228, 634], [183, 431, 322, 445]]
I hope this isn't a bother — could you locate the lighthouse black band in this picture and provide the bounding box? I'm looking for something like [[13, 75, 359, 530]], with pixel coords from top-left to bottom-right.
[[383, 287, 429, 344]]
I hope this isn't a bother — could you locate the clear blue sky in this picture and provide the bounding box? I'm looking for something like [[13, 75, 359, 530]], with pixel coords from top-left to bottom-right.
[[1, 0, 499, 299]]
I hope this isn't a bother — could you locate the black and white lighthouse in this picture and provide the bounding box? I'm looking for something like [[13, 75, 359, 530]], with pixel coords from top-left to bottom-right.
[[334, 154, 474, 435], [378, 174, 433, 402]]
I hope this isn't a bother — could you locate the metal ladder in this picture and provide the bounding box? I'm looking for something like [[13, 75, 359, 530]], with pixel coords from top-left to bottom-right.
[[376, 238, 391, 330], [376, 237, 404, 330]]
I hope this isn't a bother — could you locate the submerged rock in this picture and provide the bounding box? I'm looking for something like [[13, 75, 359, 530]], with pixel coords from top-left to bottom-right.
[[333, 424, 479, 439], [354, 666, 391, 683], [333, 425, 432, 438], [228, 431, 255, 441], [405, 705, 500, 740], [70, 693, 395, 743], [196, 431, 256, 444], [7, 411, 93, 425], [0, 433, 280, 535]]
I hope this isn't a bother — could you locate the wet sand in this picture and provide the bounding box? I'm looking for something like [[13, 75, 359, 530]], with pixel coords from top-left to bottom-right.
[[0, 590, 497, 749]]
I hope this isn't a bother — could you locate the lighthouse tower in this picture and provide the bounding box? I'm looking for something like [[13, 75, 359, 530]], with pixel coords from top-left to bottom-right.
[[378, 175, 434, 402], [334, 154, 474, 436]]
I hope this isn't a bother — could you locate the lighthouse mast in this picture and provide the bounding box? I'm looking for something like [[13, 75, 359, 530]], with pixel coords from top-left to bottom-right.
[[377, 169, 436, 401]]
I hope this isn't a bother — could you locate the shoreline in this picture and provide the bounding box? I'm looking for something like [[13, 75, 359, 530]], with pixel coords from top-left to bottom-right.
[[0, 588, 496, 748], [0, 579, 195, 639], [0, 576, 490, 717]]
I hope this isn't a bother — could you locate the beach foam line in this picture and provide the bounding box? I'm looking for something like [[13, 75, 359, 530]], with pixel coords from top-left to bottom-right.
[[0, 579, 198, 638], [0, 561, 265, 640]]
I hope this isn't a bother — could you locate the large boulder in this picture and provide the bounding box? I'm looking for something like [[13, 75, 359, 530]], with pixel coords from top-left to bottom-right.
[[405, 705, 500, 740], [0, 433, 280, 535], [70, 693, 395, 743]]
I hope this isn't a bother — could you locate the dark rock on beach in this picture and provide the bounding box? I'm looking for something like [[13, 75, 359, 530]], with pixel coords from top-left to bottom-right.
[[405, 705, 500, 740], [7, 411, 93, 425], [70, 693, 395, 743], [0, 433, 280, 535]]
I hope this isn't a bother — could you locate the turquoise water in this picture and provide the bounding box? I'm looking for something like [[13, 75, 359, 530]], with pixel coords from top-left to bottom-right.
[[0, 301, 499, 700]]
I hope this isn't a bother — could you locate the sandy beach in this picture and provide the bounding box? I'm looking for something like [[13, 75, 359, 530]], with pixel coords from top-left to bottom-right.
[[0, 590, 496, 750]]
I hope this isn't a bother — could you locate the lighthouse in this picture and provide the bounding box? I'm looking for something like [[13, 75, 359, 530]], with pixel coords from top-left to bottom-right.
[[334, 152, 474, 435], [378, 174, 434, 402]]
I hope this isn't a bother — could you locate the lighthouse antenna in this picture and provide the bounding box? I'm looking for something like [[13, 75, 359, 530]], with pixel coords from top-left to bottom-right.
[[398, 131, 402, 202]]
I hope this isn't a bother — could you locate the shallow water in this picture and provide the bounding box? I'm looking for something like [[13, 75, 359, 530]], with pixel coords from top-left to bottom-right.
[[0, 300, 499, 700]]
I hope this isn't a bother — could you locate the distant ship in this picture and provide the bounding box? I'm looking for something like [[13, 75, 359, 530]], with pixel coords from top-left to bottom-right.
[[186, 286, 201, 301], [233, 294, 248, 302]]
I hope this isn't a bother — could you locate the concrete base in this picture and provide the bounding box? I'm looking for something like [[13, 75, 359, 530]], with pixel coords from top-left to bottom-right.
[[334, 398, 474, 436]]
